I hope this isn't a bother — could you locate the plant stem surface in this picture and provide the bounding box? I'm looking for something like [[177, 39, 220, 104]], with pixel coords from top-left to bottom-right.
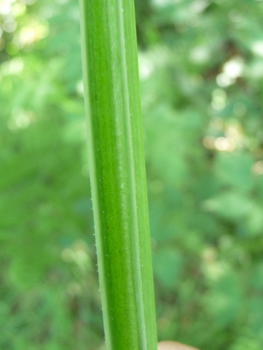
[[79, 1, 157, 349]]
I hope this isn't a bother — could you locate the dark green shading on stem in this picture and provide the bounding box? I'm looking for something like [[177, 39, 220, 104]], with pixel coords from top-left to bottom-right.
[[79, 1, 157, 350]]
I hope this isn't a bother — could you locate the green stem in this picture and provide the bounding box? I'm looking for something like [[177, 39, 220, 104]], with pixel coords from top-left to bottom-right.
[[79, 1, 157, 349]]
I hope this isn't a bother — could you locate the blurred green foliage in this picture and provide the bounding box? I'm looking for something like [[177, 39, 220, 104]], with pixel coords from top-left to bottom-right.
[[1, 0, 263, 349]]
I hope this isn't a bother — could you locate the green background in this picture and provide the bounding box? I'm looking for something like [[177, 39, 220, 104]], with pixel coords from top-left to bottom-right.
[[1, 0, 263, 349]]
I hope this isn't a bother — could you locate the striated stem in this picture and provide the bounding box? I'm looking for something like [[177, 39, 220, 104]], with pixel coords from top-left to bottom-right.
[[79, 1, 157, 349]]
